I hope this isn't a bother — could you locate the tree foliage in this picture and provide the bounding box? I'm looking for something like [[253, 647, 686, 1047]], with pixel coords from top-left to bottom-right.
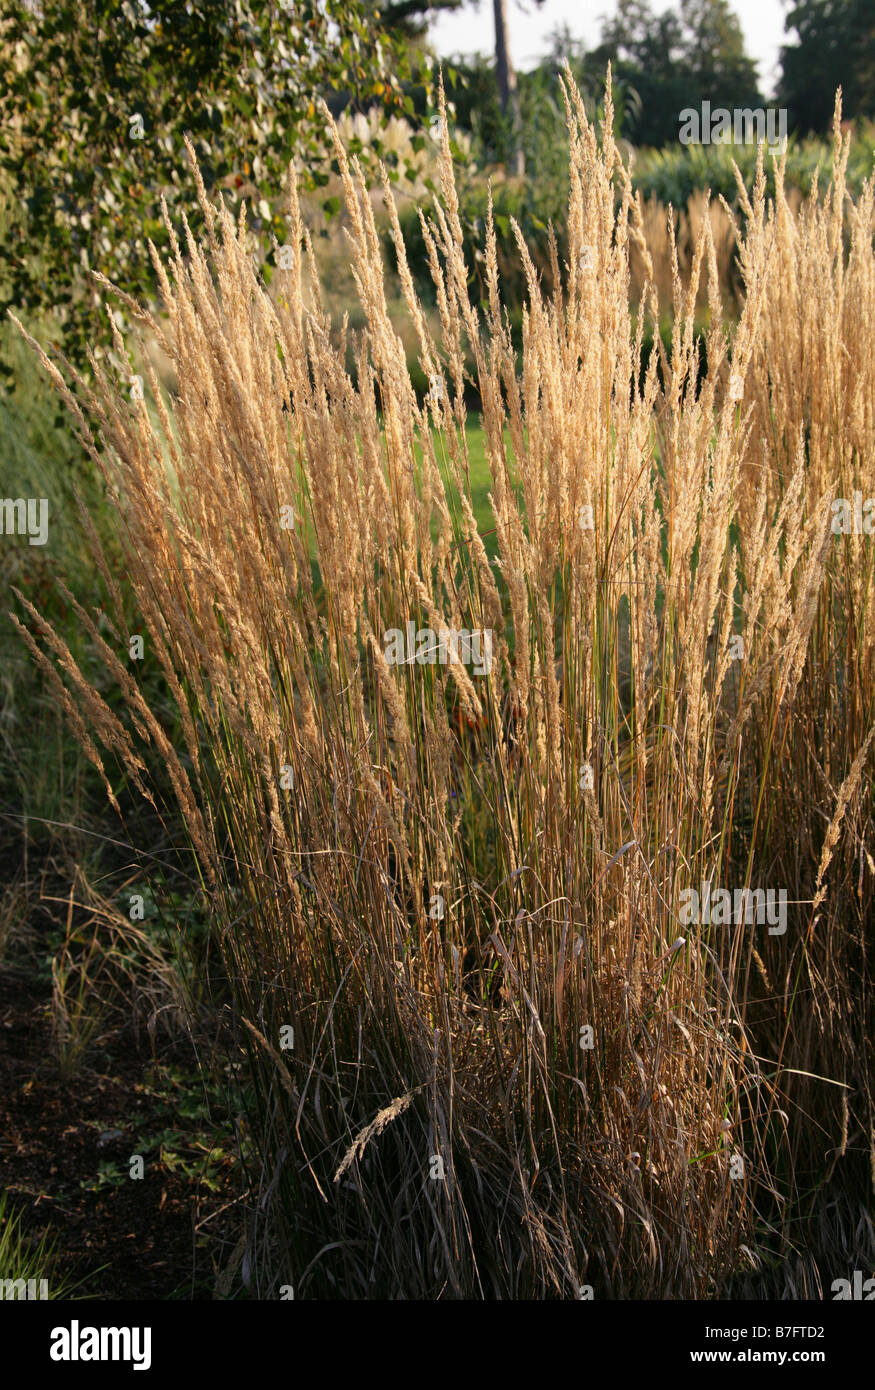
[[0, 0, 426, 372], [778, 0, 875, 133], [596, 0, 761, 146]]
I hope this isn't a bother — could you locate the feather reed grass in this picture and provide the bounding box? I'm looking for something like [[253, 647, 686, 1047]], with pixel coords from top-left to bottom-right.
[[11, 71, 874, 1298]]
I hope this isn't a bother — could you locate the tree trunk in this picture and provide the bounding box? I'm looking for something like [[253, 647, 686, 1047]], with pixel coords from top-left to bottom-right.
[[492, 0, 524, 177]]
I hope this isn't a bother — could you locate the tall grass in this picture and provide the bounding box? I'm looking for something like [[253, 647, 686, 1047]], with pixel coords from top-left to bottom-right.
[[724, 109, 875, 1292], [11, 72, 874, 1298]]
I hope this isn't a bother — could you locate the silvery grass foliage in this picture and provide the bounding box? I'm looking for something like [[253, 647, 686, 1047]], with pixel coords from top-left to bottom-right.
[[11, 70, 874, 1297]]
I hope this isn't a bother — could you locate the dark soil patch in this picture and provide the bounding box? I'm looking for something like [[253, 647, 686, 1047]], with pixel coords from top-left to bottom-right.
[[0, 961, 242, 1300]]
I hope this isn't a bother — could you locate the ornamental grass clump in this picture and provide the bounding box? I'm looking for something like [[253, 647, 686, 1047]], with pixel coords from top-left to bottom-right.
[[12, 71, 873, 1297]]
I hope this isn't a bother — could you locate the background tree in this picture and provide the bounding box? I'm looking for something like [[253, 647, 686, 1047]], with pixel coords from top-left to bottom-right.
[[0, 0, 427, 374], [778, 0, 875, 133], [493, 0, 525, 175], [598, 0, 761, 146], [364, 0, 465, 41], [679, 0, 759, 96], [596, 0, 688, 146]]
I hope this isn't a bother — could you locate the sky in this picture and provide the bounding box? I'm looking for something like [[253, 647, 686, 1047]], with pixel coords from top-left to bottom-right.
[[430, 0, 789, 99]]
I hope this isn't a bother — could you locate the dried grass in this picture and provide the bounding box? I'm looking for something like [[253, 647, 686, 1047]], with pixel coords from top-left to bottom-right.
[[12, 71, 875, 1298]]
